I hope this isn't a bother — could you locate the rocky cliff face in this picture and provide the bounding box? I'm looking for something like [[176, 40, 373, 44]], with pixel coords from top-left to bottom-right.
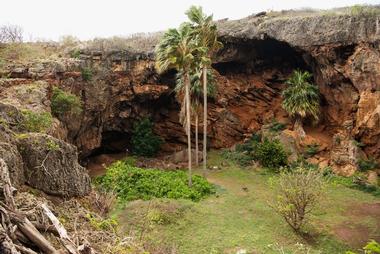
[[1, 11, 379, 178]]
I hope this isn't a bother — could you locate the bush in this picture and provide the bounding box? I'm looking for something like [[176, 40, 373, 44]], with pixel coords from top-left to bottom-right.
[[131, 118, 162, 157], [346, 239, 380, 254], [269, 120, 286, 132], [81, 67, 93, 81], [358, 158, 379, 172], [253, 138, 288, 169], [221, 134, 288, 169], [51, 87, 82, 117], [271, 167, 325, 232], [95, 161, 214, 202], [221, 150, 252, 167], [304, 143, 319, 158], [20, 110, 52, 132]]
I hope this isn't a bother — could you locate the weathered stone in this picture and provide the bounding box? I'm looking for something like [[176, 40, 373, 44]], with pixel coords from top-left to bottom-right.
[[17, 133, 90, 197], [330, 133, 365, 176]]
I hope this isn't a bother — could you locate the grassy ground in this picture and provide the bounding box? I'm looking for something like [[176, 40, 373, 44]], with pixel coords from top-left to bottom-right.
[[115, 151, 380, 254]]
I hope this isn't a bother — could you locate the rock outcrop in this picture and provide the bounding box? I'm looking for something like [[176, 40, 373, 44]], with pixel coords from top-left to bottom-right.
[[18, 133, 91, 197], [0, 9, 379, 177]]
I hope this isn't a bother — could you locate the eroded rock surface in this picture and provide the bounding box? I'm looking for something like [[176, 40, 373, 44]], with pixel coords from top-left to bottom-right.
[[0, 11, 379, 177], [17, 133, 90, 196]]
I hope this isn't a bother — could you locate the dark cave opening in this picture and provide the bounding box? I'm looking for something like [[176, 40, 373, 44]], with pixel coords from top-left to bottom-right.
[[213, 38, 311, 76], [89, 131, 131, 157]]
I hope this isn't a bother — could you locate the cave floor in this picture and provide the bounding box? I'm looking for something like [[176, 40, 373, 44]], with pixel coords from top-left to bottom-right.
[[113, 151, 379, 254]]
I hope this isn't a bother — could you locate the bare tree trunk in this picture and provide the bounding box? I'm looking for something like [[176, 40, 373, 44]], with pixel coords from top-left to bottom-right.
[[294, 116, 306, 139], [195, 112, 199, 166], [202, 66, 207, 176], [185, 73, 192, 187]]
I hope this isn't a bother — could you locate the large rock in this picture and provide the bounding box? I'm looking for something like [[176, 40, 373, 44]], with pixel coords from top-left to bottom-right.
[[17, 133, 90, 197], [0, 125, 24, 186], [330, 132, 366, 176]]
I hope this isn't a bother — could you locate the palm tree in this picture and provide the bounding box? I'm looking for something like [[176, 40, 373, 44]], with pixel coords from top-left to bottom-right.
[[176, 68, 217, 166], [282, 70, 320, 138], [186, 6, 222, 175], [155, 23, 198, 186]]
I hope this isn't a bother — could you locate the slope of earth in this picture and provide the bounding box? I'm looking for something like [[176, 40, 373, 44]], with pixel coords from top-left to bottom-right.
[[116, 151, 380, 254]]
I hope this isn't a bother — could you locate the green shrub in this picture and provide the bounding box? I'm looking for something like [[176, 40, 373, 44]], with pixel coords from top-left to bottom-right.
[[304, 143, 319, 157], [96, 161, 214, 202], [221, 150, 252, 167], [221, 134, 288, 169], [330, 173, 380, 197], [20, 110, 52, 132], [346, 239, 380, 254], [350, 5, 380, 16], [358, 158, 379, 171], [269, 120, 286, 132], [131, 118, 162, 157], [81, 67, 93, 81], [70, 49, 81, 58], [253, 138, 288, 169], [364, 240, 380, 254], [51, 87, 82, 117], [289, 156, 319, 171], [352, 139, 365, 148], [86, 213, 118, 231]]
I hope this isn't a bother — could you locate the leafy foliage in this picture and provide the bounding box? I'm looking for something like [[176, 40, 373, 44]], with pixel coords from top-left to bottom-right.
[[131, 118, 162, 157], [81, 67, 93, 81], [282, 70, 319, 121], [222, 134, 288, 169], [330, 173, 380, 197], [271, 167, 325, 232], [51, 87, 82, 117], [254, 138, 288, 169], [221, 149, 252, 167], [358, 158, 379, 172], [86, 213, 118, 232], [95, 161, 215, 202], [346, 240, 380, 254], [304, 143, 320, 157], [269, 120, 286, 132], [155, 23, 198, 74], [363, 240, 380, 254], [20, 110, 52, 133], [175, 68, 217, 99]]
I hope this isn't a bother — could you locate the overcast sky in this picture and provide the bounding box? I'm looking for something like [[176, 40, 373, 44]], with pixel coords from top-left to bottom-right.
[[1, 0, 379, 41]]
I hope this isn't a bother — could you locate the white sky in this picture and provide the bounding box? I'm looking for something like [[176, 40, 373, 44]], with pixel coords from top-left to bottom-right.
[[1, 0, 379, 41]]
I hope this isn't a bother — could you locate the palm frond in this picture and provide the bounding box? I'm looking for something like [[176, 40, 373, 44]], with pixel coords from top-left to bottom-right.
[[282, 70, 320, 121]]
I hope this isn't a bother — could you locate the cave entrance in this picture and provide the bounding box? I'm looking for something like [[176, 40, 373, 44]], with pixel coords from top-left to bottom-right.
[[84, 131, 131, 177], [213, 37, 310, 76]]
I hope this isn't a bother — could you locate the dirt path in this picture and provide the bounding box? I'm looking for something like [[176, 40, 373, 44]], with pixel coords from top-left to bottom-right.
[[333, 202, 380, 249]]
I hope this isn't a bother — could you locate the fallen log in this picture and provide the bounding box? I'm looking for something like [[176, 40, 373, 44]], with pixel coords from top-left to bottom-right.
[[0, 159, 58, 254], [42, 203, 79, 254]]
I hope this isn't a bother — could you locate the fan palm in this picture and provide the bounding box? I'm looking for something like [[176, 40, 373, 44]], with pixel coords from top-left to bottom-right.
[[282, 70, 320, 138], [155, 22, 198, 186], [186, 6, 222, 174]]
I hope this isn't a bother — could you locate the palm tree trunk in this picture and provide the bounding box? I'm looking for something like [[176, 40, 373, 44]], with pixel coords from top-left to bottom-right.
[[195, 112, 199, 166], [294, 116, 306, 138], [202, 66, 207, 176], [185, 72, 192, 187]]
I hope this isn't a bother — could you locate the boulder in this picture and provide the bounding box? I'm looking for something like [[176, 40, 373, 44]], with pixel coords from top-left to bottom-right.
[[17, 133, 90, 197], [330, 133, 365, 176]]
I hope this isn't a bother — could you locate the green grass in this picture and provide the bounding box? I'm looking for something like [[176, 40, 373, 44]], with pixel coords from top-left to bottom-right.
[[114, 151, 379, 254]]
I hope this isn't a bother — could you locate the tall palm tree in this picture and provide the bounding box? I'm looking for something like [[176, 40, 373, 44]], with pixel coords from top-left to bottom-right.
[[155, 23, 198, 186], [186, 6, 222, 175], [176, 68, 217, 166], [282, 70, 320, 138]]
